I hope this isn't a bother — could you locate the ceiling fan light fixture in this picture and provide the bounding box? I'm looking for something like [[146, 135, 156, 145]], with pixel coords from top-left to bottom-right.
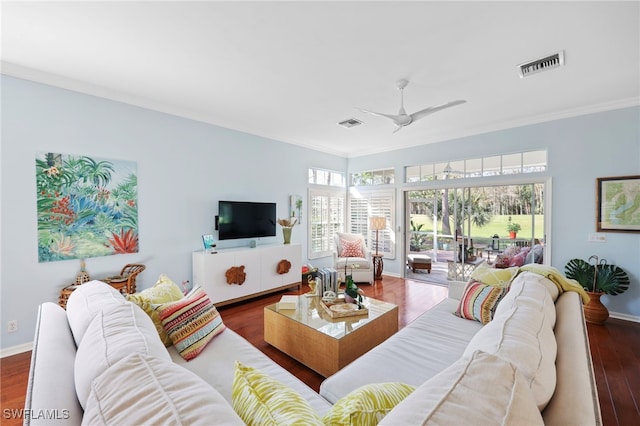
[[337, 118, 363, 128]]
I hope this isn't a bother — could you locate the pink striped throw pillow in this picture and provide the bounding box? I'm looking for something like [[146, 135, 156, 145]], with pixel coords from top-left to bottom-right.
[[157, 286, 225, 360], [454, 281, 507, 325]]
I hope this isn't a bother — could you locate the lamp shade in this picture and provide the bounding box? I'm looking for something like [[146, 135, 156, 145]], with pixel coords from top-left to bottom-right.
[[369, 216, 386, 231]]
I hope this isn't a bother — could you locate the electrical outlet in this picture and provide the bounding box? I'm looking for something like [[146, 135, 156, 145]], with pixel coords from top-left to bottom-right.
[[7, 320, 18, 333], [589, 233, 606, 243]]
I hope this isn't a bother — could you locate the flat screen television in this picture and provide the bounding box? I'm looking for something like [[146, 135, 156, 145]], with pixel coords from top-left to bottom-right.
[[216, 201, 276, 240]]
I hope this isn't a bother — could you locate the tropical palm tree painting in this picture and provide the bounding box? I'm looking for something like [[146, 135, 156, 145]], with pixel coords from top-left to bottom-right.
[[36, 152, 138, 262]]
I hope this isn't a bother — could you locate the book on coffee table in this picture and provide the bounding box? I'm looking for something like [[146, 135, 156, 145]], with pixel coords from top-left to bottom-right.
[[277, 295, 298, 310]]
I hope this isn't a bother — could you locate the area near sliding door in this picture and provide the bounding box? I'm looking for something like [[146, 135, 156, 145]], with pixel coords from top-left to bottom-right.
[[403, 151, 549, 283]]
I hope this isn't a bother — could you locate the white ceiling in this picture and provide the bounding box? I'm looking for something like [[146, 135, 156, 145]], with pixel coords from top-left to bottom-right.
[[2, 1, 639, 158]]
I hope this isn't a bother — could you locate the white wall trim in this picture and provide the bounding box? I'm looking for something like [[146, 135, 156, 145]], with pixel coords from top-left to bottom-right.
[[609, 311, 640, 324], [1, 342, 33, 358]]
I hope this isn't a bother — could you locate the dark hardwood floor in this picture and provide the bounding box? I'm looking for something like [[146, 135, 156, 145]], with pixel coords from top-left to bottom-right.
[[1, 276, 638, 425]]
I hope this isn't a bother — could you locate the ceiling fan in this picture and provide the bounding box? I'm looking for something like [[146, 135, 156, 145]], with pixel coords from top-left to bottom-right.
[[359, 79, 466, 133]]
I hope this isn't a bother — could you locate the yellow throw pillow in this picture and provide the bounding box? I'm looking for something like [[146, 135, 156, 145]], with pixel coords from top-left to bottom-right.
[[232, 361, 324, 426], [470, 262, 518, 287], [126, 274, 185, 345], [322, 382, 416, 426]]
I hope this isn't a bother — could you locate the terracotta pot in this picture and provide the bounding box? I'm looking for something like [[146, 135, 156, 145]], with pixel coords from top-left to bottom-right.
[[584, 291, 609, 325], [509, 231, 517, 239]]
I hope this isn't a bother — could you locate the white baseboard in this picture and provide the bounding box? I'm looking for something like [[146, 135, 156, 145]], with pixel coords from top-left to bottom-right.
[[609, 311, 640, 323], [1, 342, 33, 358]]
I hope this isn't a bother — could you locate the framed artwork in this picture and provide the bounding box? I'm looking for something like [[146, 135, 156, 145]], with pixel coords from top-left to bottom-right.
[[36, 152, 139, 262], [290, 194, 303, 220], [202, 234, 215, 250], [596, 175, 640, 233]]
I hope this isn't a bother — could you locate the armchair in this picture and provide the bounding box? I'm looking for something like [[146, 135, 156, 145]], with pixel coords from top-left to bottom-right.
[[333, 232, 373, 284]]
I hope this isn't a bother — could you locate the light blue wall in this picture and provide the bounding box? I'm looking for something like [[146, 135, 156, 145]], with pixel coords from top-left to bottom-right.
[[0, 75, 346, 349], [1, 75, 638, 351], [349, 107, 640, 320]]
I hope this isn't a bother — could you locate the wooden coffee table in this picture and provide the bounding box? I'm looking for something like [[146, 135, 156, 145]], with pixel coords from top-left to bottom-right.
[[264, 295, 398, 377]]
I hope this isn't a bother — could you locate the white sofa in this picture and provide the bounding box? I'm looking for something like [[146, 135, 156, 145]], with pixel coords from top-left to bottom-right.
[[25, 270, 601, 425]]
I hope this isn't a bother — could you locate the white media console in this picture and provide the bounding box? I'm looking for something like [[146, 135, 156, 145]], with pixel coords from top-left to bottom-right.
[[192, 243, 302, 306]]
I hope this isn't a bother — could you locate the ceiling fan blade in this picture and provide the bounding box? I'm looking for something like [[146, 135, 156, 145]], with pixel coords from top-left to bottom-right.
[[359, 109, 407, 126], [409, 100, 467, 122]]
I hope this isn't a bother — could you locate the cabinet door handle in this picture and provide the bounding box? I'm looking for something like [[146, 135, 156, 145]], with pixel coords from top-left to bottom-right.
[[225, 265, 246, 285], [277, 259, 292, 275]]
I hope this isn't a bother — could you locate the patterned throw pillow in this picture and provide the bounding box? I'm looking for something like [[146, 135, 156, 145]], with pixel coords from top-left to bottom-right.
[[231, 361, 324, 426], [126, 274, 185, 346], [156, 286, 225, 360], [454, 281, 508, 324], [340, 239, 364, 257], [323, 382, 416, 426]]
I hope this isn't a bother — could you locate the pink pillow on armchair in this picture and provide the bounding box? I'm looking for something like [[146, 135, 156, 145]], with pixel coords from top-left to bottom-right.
[[340, 239, 364, 257]]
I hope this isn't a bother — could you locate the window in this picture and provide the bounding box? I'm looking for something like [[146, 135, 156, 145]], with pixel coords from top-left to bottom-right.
[[309, 167, 345, 187], [351, 168, 395, 186], [308, 188, 345, 259], [348, 189, 395, 258], [405, 150, 547, 183]]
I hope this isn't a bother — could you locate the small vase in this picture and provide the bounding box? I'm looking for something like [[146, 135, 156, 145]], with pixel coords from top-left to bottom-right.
[[584, 291, 609, 325], [282, 227, 292, 244]]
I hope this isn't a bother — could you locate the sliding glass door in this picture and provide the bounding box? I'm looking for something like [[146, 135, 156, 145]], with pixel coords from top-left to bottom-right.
[[406, 182, 545, 283]]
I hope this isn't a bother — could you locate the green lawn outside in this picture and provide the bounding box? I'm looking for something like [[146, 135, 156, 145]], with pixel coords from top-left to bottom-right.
[[411, 214, 544, 241]]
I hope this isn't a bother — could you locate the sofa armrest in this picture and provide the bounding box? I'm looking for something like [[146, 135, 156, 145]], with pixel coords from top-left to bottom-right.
[[25, 303, 83, 425], [447, 280, 467, 301], [542, 292, 602, 426]]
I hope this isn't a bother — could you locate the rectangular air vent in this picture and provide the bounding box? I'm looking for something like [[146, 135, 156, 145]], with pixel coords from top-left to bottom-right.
[[518, 51, 565, 78], [337, 118, 363, 128]]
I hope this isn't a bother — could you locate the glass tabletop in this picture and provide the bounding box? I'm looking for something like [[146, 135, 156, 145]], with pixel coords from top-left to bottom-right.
[[265, 294, 397, 340]]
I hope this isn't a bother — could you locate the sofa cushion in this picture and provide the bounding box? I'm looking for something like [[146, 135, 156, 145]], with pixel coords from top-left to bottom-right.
[[232, 361, 324, 425], [66, 280, 127, 346], [496, 272, 559, 318], [378, 350, 544, 426], [74, 302, 170, 409], [169, 328, 333, 416], [320, 298, 482, 404], [157, 286, 225, 360], [323, 382, 415, 426], [335, 257, 371, 270], [454, 280, 507, 324], [126, 273, 185, 346], [470, 262, 518, 287], [464, 287, 557, 410], [82, 353, 244, 425]]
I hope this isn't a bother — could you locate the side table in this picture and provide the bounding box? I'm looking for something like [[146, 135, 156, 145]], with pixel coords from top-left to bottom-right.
[[373, 255, 384, 281], [57, 275, 133, 310], [58, 284, 82, 309]]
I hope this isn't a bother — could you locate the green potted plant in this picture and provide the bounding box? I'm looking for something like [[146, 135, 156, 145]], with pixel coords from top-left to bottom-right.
[[506, 216, 521, 238], [565, 256, 630, 324]]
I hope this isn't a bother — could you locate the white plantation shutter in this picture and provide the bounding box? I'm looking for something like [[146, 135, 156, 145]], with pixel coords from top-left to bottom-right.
[[308, 187, 345, 259], [348, 189, 395, 258]]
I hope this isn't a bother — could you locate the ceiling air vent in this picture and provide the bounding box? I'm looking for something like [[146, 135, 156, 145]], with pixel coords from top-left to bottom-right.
[[337, 118, 363, 128], [518, 51, 565, 78]]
